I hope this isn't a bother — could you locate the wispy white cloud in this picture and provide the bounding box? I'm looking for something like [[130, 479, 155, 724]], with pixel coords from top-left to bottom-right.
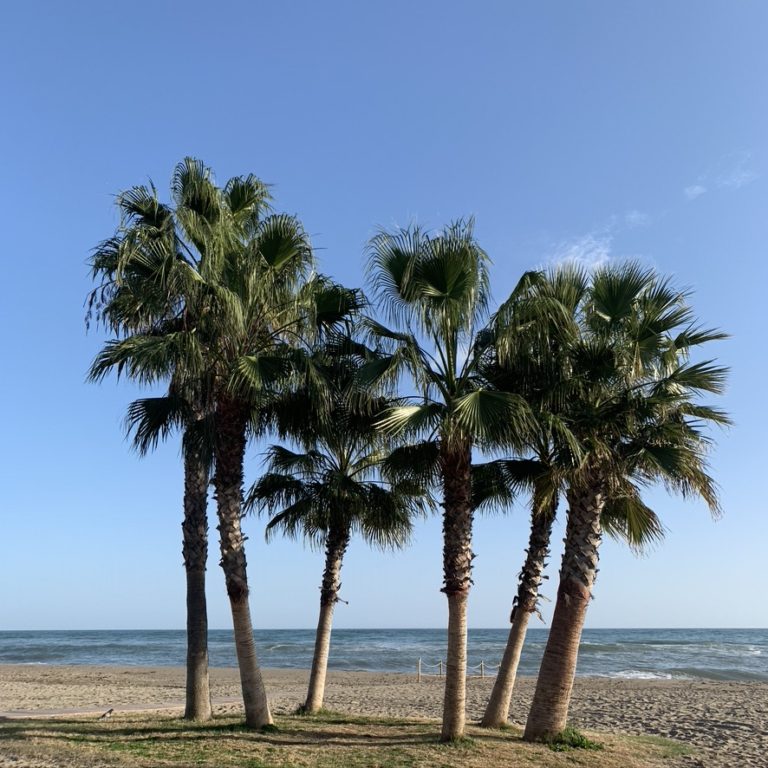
[[624, 209, 651, 228], [684, 150, 758, 200], [684, 184, 707, 200], [545, 206, 657, 271], [547, 208, 655, 271], [716, 151, 758, 189], [550, 232, 613, 270]]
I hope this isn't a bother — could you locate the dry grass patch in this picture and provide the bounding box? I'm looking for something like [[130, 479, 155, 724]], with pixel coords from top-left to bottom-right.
[[0, 710, 692, 767]]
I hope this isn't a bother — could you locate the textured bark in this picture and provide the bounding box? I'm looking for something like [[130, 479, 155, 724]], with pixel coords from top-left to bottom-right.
[[481, 494, 556, 728], [182, 443, 212, 721], [305, 524, 350, 713], [440, 440, 473, 742], [523, 478, 604, 742], [482, 610, 532, 727], [213, 397, 272, 729]]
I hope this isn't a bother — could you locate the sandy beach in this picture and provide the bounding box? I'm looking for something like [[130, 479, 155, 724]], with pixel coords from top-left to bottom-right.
[[0, 665, 766, 766]]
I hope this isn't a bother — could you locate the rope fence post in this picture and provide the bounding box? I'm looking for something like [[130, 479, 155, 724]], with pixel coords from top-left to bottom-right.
[[413, 657, 499, 680]]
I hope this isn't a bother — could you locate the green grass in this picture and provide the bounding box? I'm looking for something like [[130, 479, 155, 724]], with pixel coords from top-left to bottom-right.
[[626, 734, 693, 759], [546, 726, 604, 752], [0, 710, 694, 768]]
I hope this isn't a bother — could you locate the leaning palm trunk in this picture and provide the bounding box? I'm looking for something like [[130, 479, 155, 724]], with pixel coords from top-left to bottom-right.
[[304, 525, 351, 713], [481, 494, 556, 727], [182, 441, 213, 721], [440, 440, 473, 742], [523, 477, 604, 742], [213, 397, 272, 729]]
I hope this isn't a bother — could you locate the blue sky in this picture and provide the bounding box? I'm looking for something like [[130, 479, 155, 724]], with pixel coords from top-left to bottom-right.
[[1, 1, 766, 630]]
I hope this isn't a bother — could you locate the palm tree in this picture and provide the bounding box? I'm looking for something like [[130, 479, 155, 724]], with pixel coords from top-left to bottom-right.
[[479, 453, 667, 727], [522, 263, 729, 741], [363, 220, 536, 741], [88, 178, 222, 721], [472, 266, 580, 728], [247, 341, 429, 712], [480, 267, 675, 728], [123, 384, 216, 721], [478, 463, 559, 728], [475, 267, 575, 727], [89, 158, 329, 728]]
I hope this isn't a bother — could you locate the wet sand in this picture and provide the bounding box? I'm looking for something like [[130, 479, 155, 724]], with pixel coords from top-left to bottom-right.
[[1, 665, 766, 767]]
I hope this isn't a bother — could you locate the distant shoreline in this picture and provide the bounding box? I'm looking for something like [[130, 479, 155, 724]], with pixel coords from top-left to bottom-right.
[[4, 661, 768, 683], [3, 626, 766, 631], [1, 628, 765, 682]]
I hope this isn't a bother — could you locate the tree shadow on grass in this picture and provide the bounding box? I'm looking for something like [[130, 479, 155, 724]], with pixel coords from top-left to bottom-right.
[[0, 715, 519, 751]]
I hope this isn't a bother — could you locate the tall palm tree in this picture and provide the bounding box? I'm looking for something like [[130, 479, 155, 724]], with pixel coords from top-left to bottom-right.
[[123, 382, 216, 721], [523, 263, 729, 741], [88, 176, 223, 721], [478, 267, 615, 727], [363, 220, 536, 741], [477, 268, 663, 727], [479, 462, 559, 728], [89, 158, 329, 728], [479, 453, 665, 727], [247, 341, 429, 712], [473, 266, 581, 728]]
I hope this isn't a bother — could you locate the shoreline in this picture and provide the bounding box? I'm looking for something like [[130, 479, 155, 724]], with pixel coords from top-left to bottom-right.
[[4, 628, 764, 685], [4, 661, 764, 684], [1, 665, 767, 766]]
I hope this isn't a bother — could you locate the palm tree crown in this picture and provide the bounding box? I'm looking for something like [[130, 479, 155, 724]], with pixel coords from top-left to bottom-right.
[[247, 338, 429, 712], [89, 158, 326, 729], [249, 341, 429, 552], [523, 262, 729, 742], [363, 219, 542, 741]]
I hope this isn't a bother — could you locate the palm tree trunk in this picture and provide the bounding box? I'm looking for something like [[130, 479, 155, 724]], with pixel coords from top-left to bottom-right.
[[440, 439, 473, 742], [213, 396, 272, 729], [523, 478, 604, 742], [481, 493, 556, 728], [304, 524, 351, 713], [182, 440, 212, 721]]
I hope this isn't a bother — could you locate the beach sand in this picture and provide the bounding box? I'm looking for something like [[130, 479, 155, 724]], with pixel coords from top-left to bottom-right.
[[1, 665, 766, 767]]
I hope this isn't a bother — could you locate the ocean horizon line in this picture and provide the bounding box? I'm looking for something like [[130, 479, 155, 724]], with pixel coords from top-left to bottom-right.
[[2, 628, 765, 681], [2, 626, 766, 632]]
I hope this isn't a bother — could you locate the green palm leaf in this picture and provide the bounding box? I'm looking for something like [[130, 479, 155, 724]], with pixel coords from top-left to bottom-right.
[[452, 390, 534, 445], [376, 402, 445, 437]]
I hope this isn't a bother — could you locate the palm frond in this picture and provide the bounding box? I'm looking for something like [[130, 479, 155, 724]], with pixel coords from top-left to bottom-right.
[[452, 390, 534, 446], [223, 173, 271, 233], [653, 360, 729, 397], [232, 353, 294, 394], [265, 445, 328, 477], [254, 213, 312, 274], [245, 472, 310, 514], [124, 395, 185, 455], [602, 491, 665, 553], [305, 278, 366, 335], [381, 441, 441, 486], [471, 460, 520, 514], [376, 402, 445, 438], [88, 331, 203, 385]]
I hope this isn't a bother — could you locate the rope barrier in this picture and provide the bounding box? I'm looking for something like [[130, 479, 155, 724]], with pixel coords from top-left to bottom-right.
[[416, 657, 501, 681]]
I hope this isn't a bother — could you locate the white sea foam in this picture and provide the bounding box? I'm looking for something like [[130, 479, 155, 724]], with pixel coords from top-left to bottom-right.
[[612, 670, 674, 680], [2, 629, 766, 679]]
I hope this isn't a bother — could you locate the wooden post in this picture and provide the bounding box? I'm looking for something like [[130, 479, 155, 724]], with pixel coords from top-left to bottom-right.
[[417, 657, 422, 683], [438, 660, 443, 676], [480, 660, 485, 678]]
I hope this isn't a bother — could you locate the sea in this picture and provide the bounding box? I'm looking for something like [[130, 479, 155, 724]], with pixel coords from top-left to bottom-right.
[[0, 628, 765, 682]]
